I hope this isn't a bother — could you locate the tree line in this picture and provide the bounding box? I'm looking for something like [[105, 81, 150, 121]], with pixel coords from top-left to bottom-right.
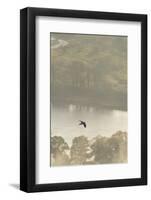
[[50, 131, 127, 166]]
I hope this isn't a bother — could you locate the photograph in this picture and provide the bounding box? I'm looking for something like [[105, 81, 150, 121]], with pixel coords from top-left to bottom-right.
[[50, 33, 128, 167]]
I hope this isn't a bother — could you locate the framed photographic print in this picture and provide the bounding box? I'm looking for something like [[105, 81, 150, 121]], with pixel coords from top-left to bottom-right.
[[20, 7, 147, 192]]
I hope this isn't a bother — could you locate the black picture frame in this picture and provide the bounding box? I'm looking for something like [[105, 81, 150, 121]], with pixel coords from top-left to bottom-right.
[[20, 7, 147, 193]]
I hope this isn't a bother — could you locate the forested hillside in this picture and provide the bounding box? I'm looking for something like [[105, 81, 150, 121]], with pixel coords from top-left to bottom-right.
[[51, 33, 127, 110]]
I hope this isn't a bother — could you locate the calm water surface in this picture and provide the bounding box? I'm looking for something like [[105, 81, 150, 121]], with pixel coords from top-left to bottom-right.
[[51, 104, 127, 146]]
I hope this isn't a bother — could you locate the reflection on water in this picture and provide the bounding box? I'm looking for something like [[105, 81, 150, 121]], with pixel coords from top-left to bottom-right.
[[68, 104, 95, 112], [51, 104, 127, 146]]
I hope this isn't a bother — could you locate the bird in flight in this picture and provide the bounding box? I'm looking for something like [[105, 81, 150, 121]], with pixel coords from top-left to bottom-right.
[[79, 120, 86, 128]]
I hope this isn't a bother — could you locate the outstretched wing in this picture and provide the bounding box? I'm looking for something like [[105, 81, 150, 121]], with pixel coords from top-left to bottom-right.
[[84, 122, 86, 128], [78, 120, 86, 128]]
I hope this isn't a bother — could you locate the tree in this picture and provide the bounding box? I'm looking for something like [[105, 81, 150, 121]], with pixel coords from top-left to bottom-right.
[[90, 131, 127, 164], [51, 136, 70, 166], [70, 136, 90, 165], [91, 136, 112, 164], [111, 131, 127, 162]]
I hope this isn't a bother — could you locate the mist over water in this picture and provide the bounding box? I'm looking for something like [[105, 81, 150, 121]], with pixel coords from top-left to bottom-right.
[[51, 105, 127, 146]]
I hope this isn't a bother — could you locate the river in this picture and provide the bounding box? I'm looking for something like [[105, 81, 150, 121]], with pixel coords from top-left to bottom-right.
[[51, 104, 127, 146]]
